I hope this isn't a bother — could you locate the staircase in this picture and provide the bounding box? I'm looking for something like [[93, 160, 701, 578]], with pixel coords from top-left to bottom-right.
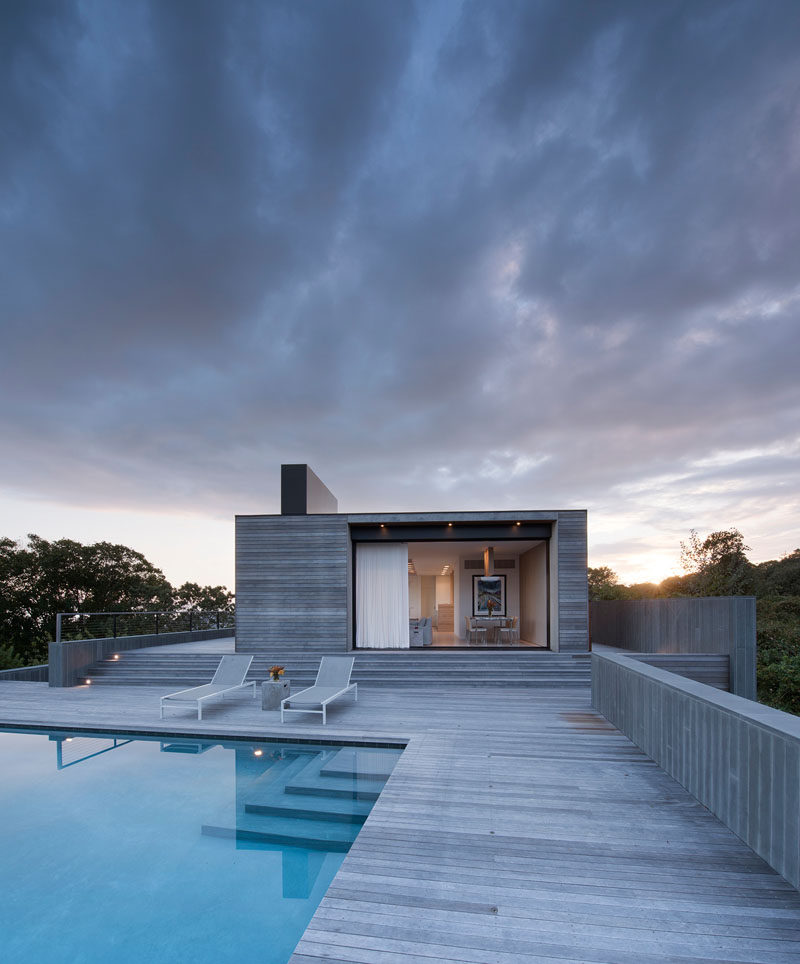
[[83, 648, 592, 688], [436, 603, 454, 631], [201, 745, 403, 852]]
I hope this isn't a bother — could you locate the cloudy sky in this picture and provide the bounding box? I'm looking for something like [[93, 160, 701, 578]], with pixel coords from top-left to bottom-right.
[[2, 0, 799, 589]]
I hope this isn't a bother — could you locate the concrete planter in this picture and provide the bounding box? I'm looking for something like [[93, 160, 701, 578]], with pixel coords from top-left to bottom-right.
[[262, 679, 290, 710]]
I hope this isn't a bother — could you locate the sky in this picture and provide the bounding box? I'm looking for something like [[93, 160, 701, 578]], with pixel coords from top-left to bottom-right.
[[1, 0, 799, 590]]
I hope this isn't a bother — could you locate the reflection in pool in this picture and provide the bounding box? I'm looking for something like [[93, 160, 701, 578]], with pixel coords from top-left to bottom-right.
[[0, 729, 402, 964]]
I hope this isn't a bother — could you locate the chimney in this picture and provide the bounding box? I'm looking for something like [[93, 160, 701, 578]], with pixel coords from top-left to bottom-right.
[[280, 465, 338, 515]]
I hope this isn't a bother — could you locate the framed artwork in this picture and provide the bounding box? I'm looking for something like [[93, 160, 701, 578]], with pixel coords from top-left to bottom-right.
[[472, 574, 506, 617]]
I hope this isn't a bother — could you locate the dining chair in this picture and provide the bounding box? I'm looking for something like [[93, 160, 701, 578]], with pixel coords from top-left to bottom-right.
[[469, 618, 487, 646], [499, 616, 519, 646]]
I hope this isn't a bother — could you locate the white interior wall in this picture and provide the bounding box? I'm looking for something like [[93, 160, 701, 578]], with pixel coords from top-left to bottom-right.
[[456, 553, 520, 638], [420, 576, 436, 617], [408, 574, 421, 618], [435, 575, 453, 605], [519, 543, 548, 645], [549, 524, 559, 651], [453, 564, 461, 636]]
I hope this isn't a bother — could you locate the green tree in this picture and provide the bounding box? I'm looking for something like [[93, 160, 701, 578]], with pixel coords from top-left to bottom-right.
[[0, 534, 234, 665], [172, 582, 235, 629], [588, 566, 625, 601], [753, 549, 800, 597], [756, 595, 800, 713], [680, 528, 754, 596]]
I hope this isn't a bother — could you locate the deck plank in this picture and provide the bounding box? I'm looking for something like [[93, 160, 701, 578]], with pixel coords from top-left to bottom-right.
[[0, 679, 798, 962]]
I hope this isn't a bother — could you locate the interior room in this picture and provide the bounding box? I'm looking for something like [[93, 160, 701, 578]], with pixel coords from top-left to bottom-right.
[[406, 540, 548, 648]]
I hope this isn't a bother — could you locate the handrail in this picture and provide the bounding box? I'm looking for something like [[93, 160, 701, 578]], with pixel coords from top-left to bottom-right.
[[55, 609, 233, 643]]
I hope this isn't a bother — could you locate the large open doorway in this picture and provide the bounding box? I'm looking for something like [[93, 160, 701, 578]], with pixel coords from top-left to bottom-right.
[[352, 535, 550, 649], [406, 540, 548, 648]]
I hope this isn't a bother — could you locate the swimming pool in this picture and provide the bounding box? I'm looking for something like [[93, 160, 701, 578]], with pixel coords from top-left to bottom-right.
[[0, 728, 402, 963]]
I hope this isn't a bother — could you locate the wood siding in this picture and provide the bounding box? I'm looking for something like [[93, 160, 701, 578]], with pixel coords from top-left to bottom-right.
[[592, 646, 800, 891], [236, 515, 350, 653], [48, 629, 232, 687], [555, 511, 589, 652], [629, 653, 730, 690], [590, 597, 756, 699], [236, 509, 590, 655]]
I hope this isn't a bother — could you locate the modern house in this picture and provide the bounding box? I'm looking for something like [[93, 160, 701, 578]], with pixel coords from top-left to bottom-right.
[[235, 464, 589, 654]]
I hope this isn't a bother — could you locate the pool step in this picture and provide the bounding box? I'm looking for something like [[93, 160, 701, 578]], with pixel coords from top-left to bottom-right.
[[243, 749, 397, 822], [201, 815, 359, 852], [284, 752, 387, 802], [202, 747, 400, 851], [320, 747, 403, 781], [245, 793, 371, 824]]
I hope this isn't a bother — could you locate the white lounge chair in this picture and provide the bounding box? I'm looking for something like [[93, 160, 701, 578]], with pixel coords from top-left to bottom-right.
[[160, 655, 256, 720], [281, 656, 357, 725]]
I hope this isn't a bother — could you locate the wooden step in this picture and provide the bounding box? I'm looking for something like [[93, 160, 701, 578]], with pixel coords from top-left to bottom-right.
[[436, 603, 454, 631]]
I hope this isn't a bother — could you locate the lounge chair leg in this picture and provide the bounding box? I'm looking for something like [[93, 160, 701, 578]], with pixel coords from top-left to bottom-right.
[[322, 706, 326, 725], [198, 705, 202, 721]]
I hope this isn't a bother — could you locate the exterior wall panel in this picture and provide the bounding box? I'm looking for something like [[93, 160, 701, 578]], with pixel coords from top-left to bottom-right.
[[592, 647, 800, 890], [236, 514, 350, 653], [236, 507, 590, 654], [555, 511, 589, 652], [590, 597, 756, 699]]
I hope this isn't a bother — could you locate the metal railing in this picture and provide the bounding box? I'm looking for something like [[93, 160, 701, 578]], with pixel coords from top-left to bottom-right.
[[55, 610, 234, 643]]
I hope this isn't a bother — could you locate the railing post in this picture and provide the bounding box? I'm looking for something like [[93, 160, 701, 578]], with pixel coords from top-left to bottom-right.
[[189, 612, 193, 633], [56, 613, 62, 644], [216, 612, 220, 630], [155, 613, 159, 635], [113, 615, 117, 639]]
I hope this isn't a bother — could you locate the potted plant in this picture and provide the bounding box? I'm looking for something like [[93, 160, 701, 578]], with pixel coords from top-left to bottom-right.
[[262, 666, 290, 710]]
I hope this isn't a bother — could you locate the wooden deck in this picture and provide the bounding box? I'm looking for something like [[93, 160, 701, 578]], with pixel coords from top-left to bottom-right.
[[1, 680, 798, 963]]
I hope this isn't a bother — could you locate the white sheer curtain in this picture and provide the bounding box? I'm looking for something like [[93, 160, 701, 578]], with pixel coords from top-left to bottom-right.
[[356, 543, 410, 649]]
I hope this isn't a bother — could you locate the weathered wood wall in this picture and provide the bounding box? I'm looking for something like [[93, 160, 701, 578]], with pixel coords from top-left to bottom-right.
[[235, 509, 590, 653], [590, 597, 756, 699], [236, 514, 350, 653], [592, 646, 800, 891], [555, 511, 589, 652], [48, 628, 232, 687], [627, 653, 730, 690], [0, 664, 49, 682]]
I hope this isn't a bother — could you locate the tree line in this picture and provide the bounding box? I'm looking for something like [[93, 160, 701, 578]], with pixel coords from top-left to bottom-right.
[[589, 529, 800, 714], [0, 534, 234, 670]]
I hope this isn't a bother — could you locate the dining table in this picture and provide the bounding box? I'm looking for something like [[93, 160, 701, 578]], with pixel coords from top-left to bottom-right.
[[472, 616, 511, 644]]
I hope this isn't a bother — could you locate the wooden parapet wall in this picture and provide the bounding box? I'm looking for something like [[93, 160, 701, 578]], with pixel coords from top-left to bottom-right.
[[0, 664, 49, 682], [631, 653, 730, 690], [590, 597, 756, 699], [48, 628, 232, 687], [592, 646, 800, 892]]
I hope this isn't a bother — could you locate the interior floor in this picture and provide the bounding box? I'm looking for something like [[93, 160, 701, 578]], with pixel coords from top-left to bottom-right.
[[430, 631, 546, 649]]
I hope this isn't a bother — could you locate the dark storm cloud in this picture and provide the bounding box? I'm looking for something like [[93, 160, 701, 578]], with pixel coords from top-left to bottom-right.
[[1, 0, 798, 562]]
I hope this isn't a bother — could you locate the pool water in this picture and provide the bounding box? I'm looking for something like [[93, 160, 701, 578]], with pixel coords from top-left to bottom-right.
[[0, 729, 402, 963]]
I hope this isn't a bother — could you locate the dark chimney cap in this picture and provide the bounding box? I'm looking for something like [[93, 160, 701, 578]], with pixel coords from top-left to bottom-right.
[[281, 464, 338, 515]]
